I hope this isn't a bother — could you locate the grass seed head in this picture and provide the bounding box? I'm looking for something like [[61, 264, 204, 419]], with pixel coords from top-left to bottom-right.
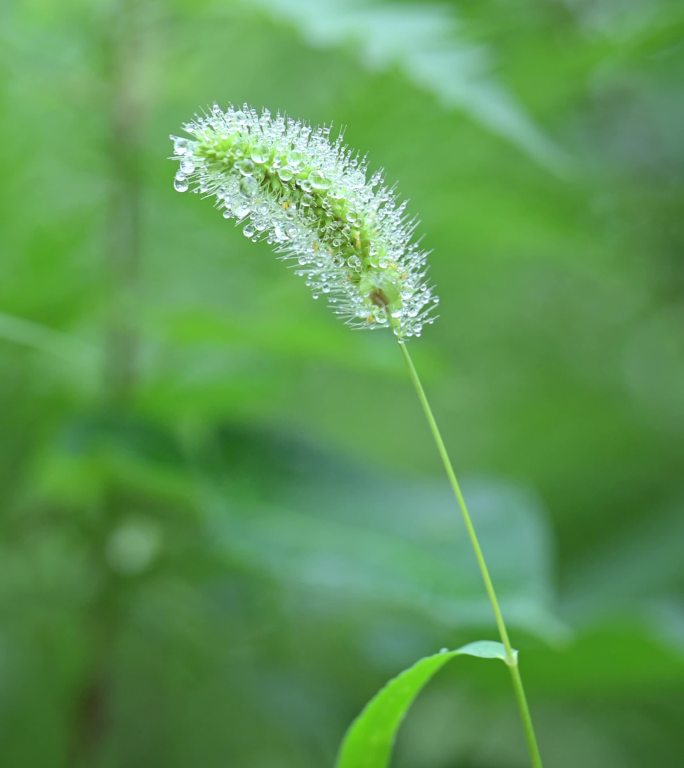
[[171, 104, 438, 339]]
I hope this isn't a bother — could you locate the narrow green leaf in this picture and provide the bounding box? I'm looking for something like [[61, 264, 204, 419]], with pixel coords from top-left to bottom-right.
[[336, 641, 512, 768], [0, 311, 95, 364]]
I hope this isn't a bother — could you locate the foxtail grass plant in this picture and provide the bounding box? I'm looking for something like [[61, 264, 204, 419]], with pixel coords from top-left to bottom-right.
[[171, 104, 544, 768]]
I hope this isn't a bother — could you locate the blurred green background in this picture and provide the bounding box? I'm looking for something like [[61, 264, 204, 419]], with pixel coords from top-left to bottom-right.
[[2, 0, 684, 766]]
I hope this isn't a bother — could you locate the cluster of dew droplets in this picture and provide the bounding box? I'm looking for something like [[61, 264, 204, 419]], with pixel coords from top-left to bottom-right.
[[170, 104, 439, 338]]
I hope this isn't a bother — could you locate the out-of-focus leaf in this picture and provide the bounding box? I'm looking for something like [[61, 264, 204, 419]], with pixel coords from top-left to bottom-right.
[[561, 499, 684, 657], [526, 619, 684, 695], [565, 503, 684, 610], [0, 311, 97, 365], [336, 641, 510, 768], [35, 413, 196, 507], [199, 429, 564, 641], [250, 0, 568, 173]]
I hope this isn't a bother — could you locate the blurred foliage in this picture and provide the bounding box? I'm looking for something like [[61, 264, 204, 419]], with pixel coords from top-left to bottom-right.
[[1, 0, 683, 766]]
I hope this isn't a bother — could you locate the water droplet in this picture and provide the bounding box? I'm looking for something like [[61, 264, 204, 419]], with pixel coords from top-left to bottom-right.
[[172, 137, 188, 155], [310, 171, 330, 191], [233, 204, 250, 220], [238, 158, 255, 176], [278, 166, 294, 182], [240, 176, 258, 196], [251, 146, 269, 164], [288, 151, 304, 170], [180, 157, 195, 174], [243, 223, 256, 238], [174, 173, 189, 192]]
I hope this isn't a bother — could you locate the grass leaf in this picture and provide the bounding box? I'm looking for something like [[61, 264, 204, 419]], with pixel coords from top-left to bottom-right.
[[336, 641, 511, 768]]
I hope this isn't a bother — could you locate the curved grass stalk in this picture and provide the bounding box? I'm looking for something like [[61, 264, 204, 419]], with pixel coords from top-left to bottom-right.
[[399, 340, 543, 768]]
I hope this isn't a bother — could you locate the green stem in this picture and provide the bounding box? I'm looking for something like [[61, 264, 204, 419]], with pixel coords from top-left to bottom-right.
[[399, 340, 543, 768]]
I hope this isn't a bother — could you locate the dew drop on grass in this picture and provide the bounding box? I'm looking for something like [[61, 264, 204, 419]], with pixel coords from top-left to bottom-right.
[[310, 170, 330, 190], [251, 146, 269, 164]]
